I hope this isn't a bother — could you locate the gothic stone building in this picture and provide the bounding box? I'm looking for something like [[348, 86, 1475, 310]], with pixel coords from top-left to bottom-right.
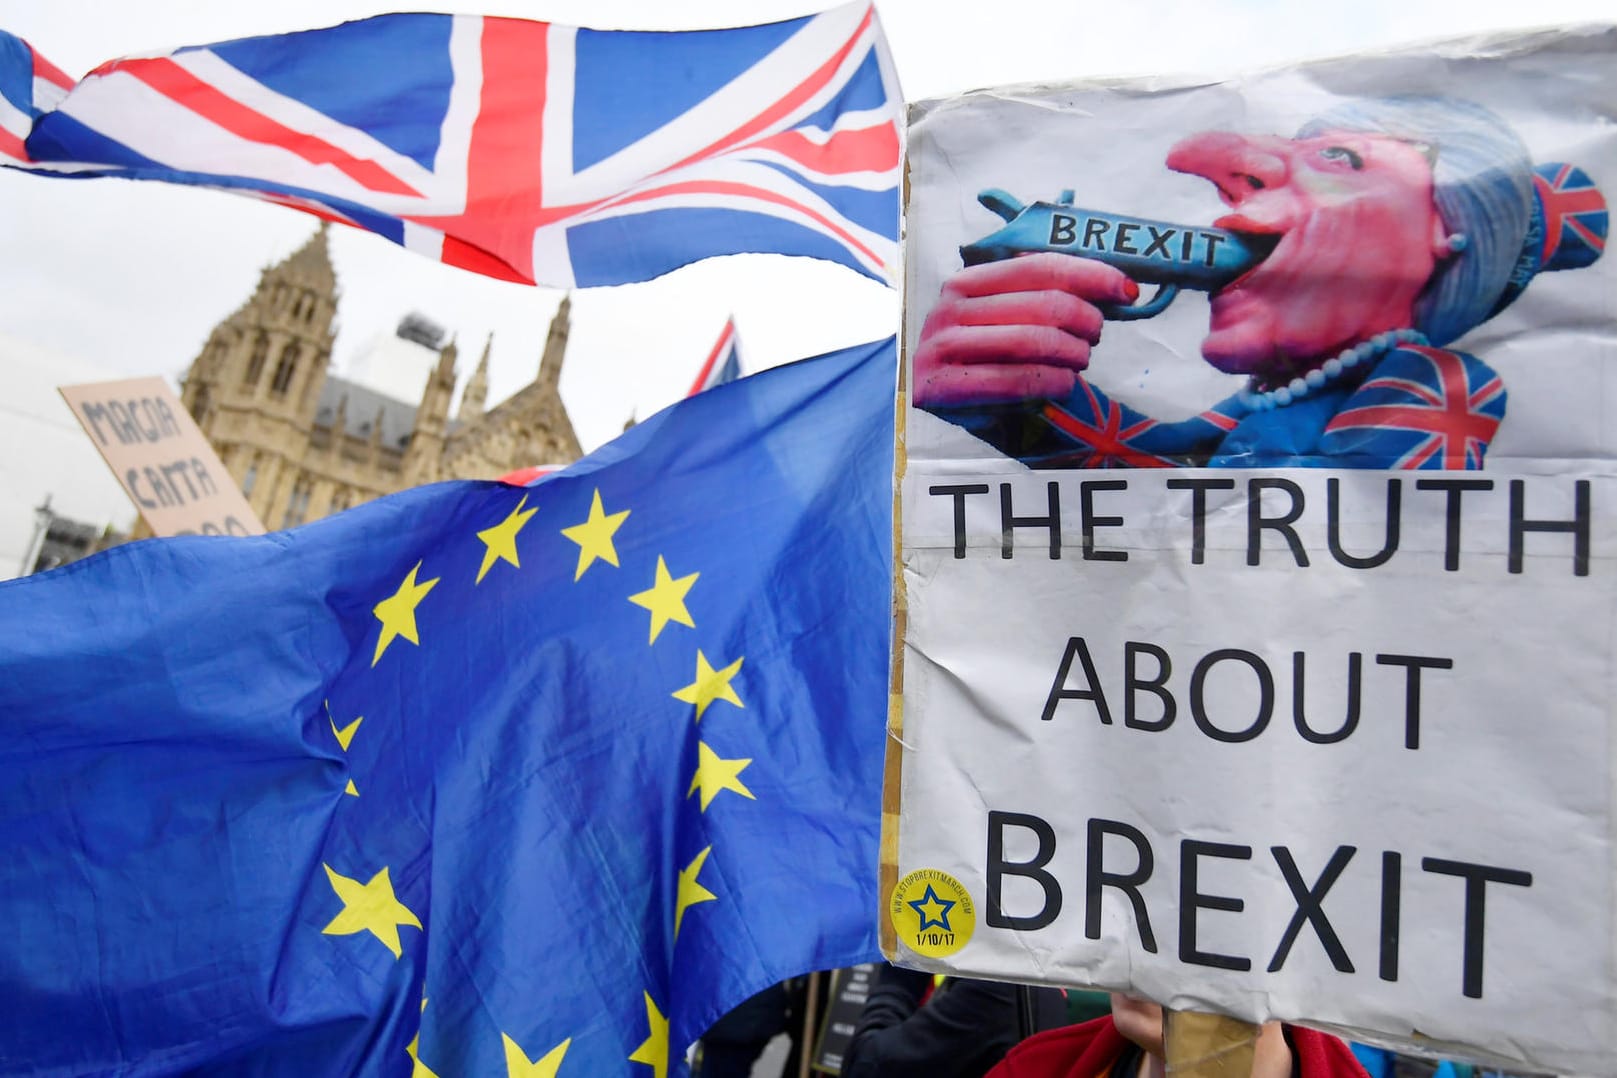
[[177, 226, 581, 531]]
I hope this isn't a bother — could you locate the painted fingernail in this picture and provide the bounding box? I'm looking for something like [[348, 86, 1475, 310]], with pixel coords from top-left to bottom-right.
[[1123, 279, 1140, 302]]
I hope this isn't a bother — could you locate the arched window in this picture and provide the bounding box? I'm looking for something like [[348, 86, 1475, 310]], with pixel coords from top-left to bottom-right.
[[241, 455, 258, 497], [282, 477, 313, 528], [189, 386, 211, 424], [329, 488, 351, 514], [270, 342, 301, 397], [244, 333, 269, 386]]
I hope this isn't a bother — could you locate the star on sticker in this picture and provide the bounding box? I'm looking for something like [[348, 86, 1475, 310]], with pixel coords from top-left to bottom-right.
[[406, 998, 438, 1078], [627, 556, 698, 643], [628, 992, 668, 1078], [675, 846, 718, 938], [372, 561, 440, 667], [476, 494, 538, 585], [560, 489, 629, 581], [321, 863, 422, 959], [907, 884, 956, 933], [672, 650, 744, 720], [687, 742, 755, 811], [502, 1032, 571, 1078], [325, 701, 364, 797]]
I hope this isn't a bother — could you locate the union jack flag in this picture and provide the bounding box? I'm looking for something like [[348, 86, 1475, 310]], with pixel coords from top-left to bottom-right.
[[1322, 345, 1505, 470], [0, 4, 900, 289], [1533, 162, 1607, 272], [495, 464, 562, 486], [687, 317, 744, 397], [0, 32, 69, 162], [1031, 374, 1251, 467], [1038, 382, 1179, 468]]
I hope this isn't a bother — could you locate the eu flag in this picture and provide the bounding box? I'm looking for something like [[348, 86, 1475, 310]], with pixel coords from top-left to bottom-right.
[[0, 338, 895, 1075]]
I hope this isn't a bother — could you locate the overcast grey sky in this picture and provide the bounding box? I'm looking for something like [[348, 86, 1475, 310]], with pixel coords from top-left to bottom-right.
[[0, 0, 1612, 453]]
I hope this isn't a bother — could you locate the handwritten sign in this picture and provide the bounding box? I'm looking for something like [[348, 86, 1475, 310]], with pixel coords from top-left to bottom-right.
[[59, 377, 264, 538]]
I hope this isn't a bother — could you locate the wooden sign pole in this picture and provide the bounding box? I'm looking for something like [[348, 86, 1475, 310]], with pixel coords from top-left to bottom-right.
[[1164, 1010, 1259, 1077], [797, 971, 821, 1078]]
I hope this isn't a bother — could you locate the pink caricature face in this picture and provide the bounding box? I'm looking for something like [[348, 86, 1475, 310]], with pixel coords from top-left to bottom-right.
[[1165, 130, 1453, 380]]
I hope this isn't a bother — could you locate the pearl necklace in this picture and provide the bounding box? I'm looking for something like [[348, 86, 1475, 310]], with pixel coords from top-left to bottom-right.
[[1238, 328, 1428, 412]]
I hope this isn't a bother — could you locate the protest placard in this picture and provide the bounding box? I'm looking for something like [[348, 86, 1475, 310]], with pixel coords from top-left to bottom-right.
[[60, 376, 264, 538], [887, 25, 1616, 1075], [811, 964, 878, 1075]]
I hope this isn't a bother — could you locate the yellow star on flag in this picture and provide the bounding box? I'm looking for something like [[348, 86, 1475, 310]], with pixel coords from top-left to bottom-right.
[[675, 846, 718, 938], [628, 992, 669, 1078], [476, 494, 539, 585], [321, 864, 422, 959], [502, 1032, 571, 1078], [628, 556, 698, 643], [560, 489, 629, 581], [329, 713, 363, 752], [372, 561, 440, 667], [672, 650, 744, 720], [687, 742, 755, 811], [407, 998, 438, 1078], [325, 700, 363, 797]]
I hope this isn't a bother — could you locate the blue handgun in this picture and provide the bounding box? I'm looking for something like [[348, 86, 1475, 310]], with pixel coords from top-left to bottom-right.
[[958, 188, 1278, 320]]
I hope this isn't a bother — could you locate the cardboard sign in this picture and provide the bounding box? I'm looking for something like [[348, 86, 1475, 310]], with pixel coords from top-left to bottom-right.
[[59, 377, 264, 538], [811, 964, 877, 1075], [888, 26, 1616, 1076]]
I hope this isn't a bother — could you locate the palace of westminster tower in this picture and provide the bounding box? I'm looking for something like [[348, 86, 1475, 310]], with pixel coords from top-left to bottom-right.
[[176, 225, 581, 530]]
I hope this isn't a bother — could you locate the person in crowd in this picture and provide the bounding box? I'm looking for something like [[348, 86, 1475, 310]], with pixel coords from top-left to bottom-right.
[[842, 962, 1069, 1077], [913, 97, 1604, 470], [694, 982, 791, 1078], [985, 991, 1368, 1078]]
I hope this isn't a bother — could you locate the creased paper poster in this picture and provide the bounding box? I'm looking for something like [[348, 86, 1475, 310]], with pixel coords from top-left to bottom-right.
[[888, 25, 1616, 1074]]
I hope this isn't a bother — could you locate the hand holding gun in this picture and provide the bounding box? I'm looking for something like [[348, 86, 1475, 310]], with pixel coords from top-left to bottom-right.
[[913, 189, 1275, 408]]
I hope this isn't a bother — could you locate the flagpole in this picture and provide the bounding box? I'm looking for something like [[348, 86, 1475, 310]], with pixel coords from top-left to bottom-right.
[[1163, 1010, 1259, 1077]]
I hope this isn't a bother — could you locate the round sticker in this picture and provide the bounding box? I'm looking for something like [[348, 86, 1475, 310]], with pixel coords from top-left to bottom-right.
[[890, 868, 975, 958]]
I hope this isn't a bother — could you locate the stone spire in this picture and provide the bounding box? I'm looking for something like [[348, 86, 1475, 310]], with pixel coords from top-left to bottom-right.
[[403, 338, 458, 485], [426, 338, 458, 425], [368, 404, 386, 461], [538, 294, 570, 390], [458, 335, 492, 421], [280, 221, 337, 296], [208, 224, 339, 336]]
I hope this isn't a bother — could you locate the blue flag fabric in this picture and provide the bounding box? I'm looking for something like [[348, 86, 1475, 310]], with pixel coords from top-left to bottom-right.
[[0, 338, 895, 1076]]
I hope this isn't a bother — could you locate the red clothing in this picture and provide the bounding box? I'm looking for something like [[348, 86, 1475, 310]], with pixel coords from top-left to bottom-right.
[[986, 1015, 1369, 1078]]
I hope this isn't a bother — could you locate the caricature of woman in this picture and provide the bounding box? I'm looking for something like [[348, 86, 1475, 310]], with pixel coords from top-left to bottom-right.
[[913, 97, 1605, 469]]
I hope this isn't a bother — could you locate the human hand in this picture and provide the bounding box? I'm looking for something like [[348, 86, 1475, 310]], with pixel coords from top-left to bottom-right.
[[912, 253, 1139, 408]]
